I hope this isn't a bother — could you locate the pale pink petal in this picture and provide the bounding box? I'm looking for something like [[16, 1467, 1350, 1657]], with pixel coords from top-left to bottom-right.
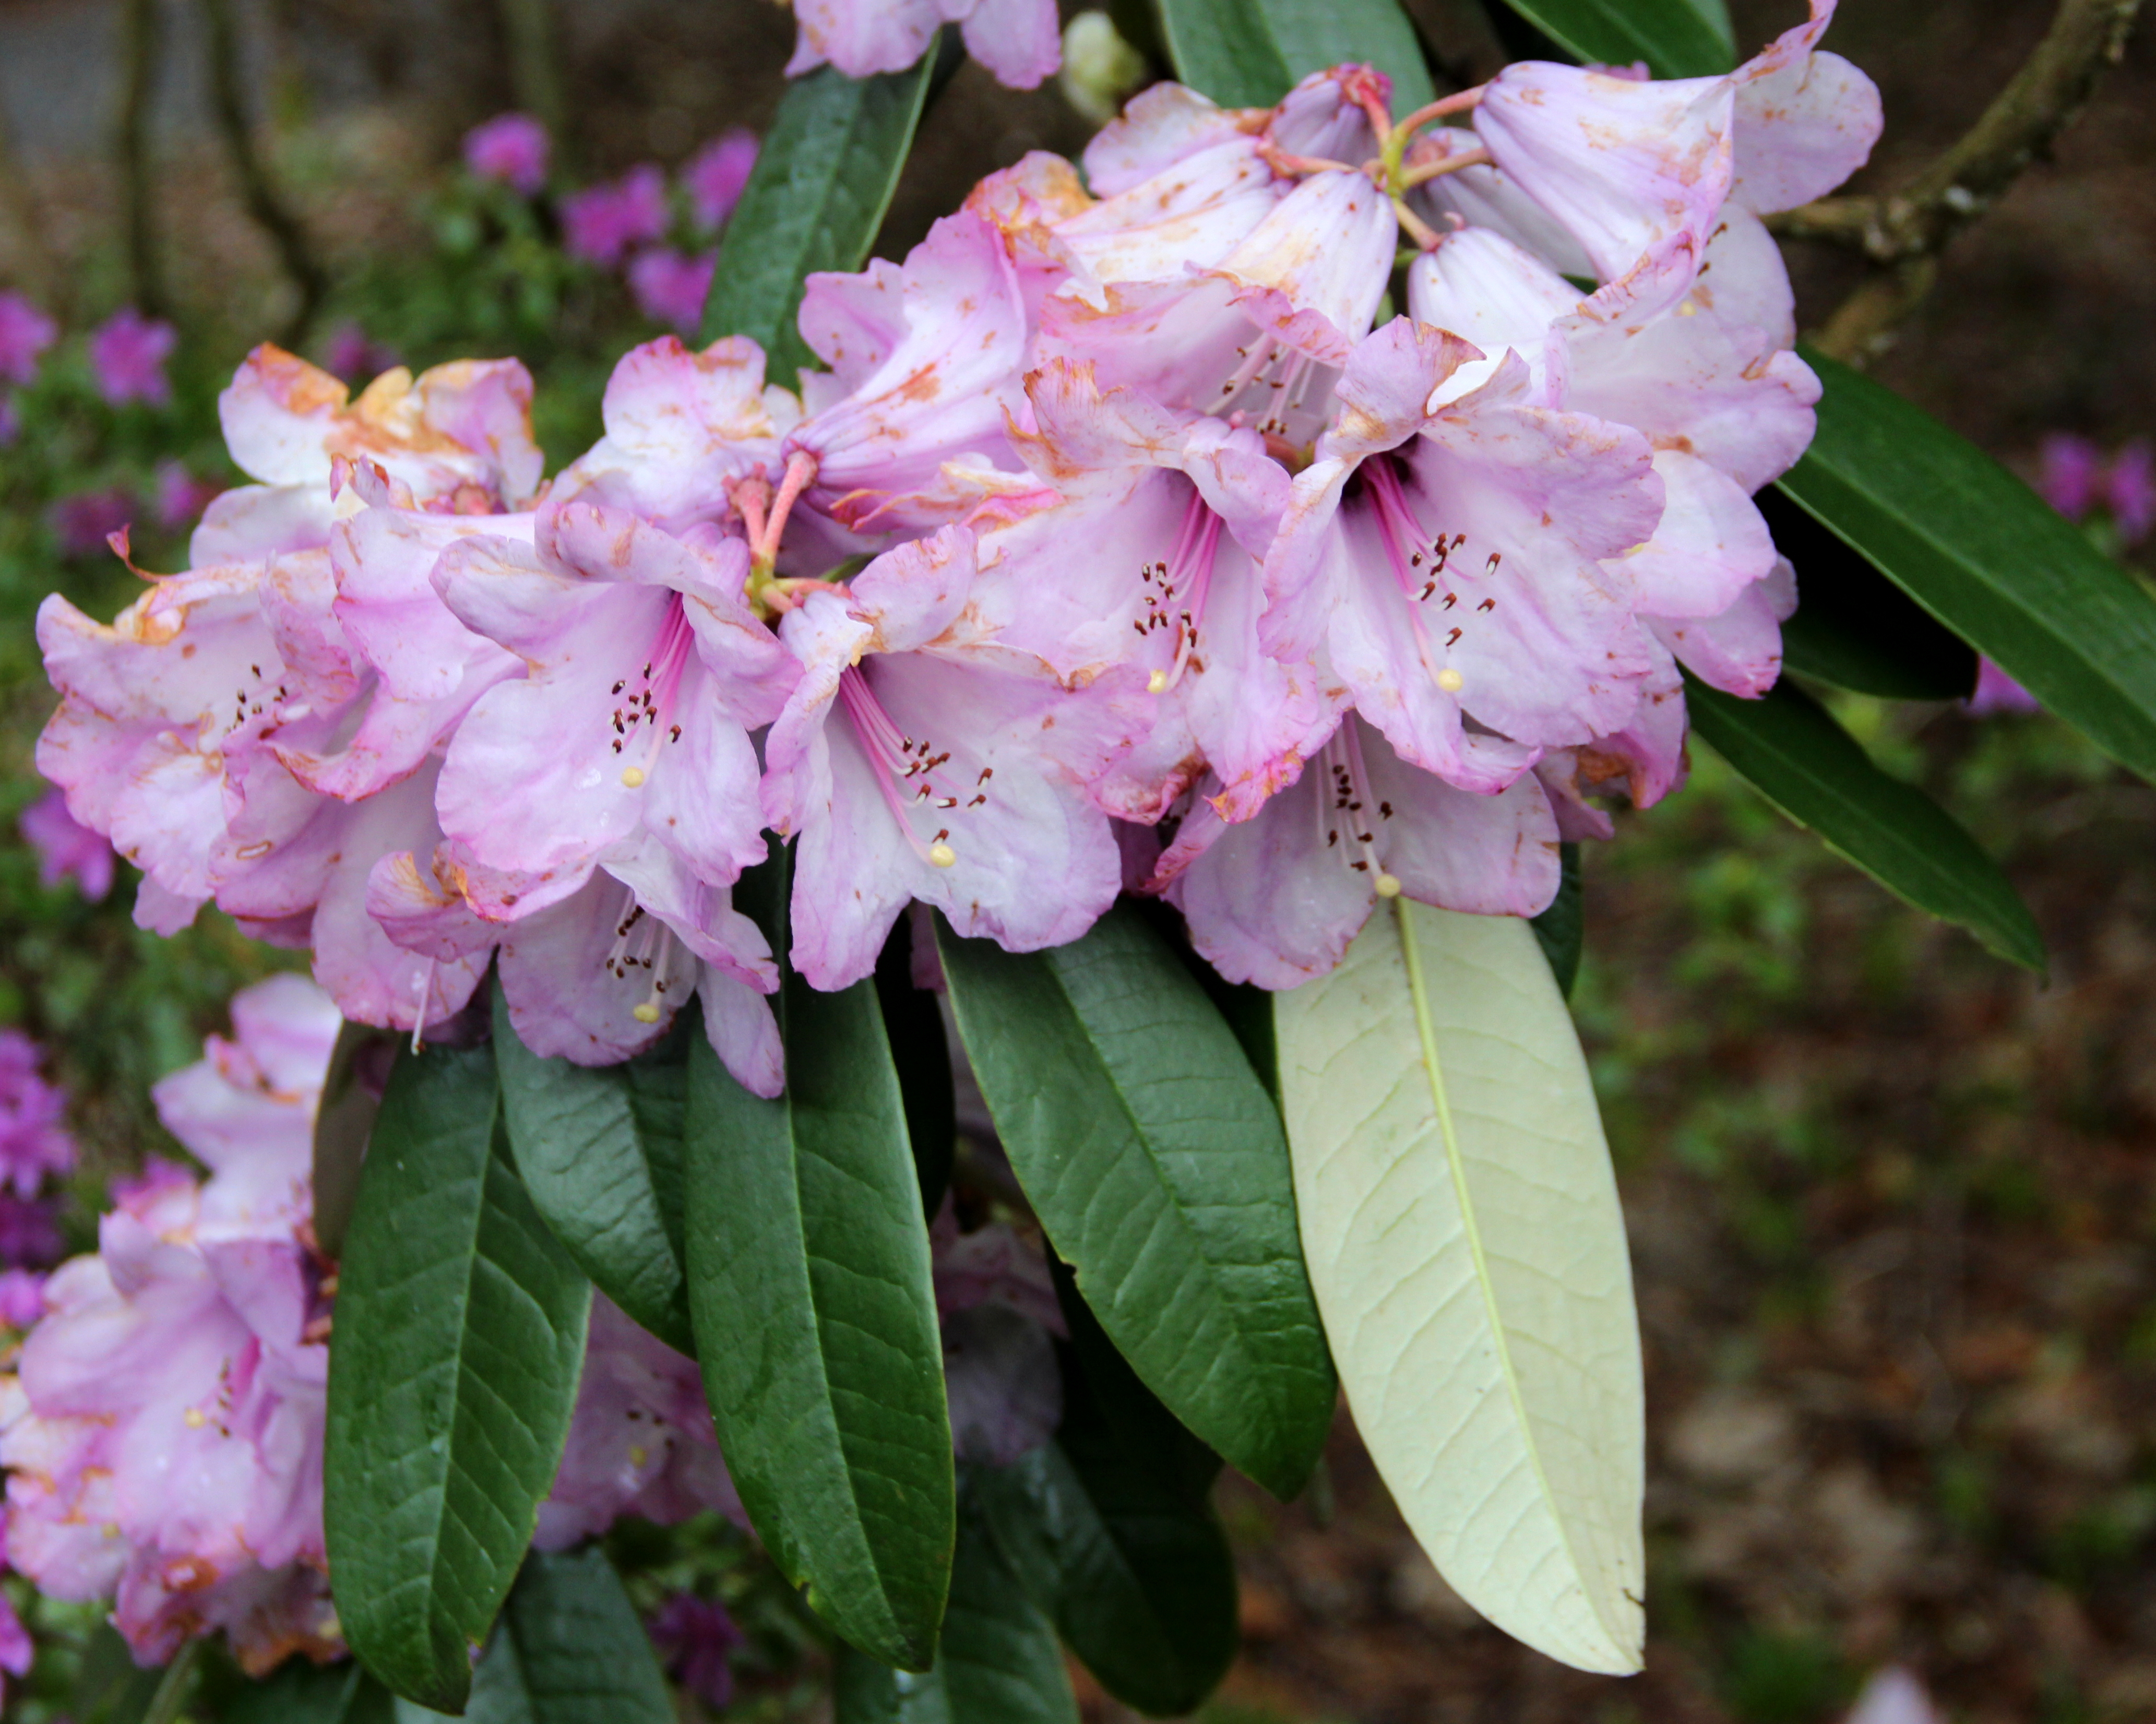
[[958, 0, 1061, 89]]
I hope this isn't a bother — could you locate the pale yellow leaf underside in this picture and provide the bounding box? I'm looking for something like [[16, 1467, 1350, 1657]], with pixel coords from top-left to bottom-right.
[[1276, 900, 1645, 1674]]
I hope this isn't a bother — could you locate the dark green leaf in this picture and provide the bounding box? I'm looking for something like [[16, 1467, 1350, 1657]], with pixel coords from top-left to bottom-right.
[[397, 1546, 675, 1723], [875, 914, 956, 1219], [72, 1625, 164, 1724], [221, 1660, 391, 1724], [1762, 483, 1979, 700], [1783, 349, 2156, 779], [1484, 0, 1735, 78], [325, 1043, 593, 1714], [833, 1493, 1077, 1724], [1158, 0, 1435, 111], [1529, 840, 1583, 998], [976, 1323, 1240, 1724], [312, 1020, 400, 1261], [493, 988, 695, 1353], [684, 957, 953, 1669], [699, 58, 939, 377], [935, 905, 1335, 1500], [1685, 674, 2045, 972]]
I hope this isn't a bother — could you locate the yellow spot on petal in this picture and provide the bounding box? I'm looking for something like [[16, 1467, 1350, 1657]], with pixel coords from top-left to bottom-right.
[[628, 1446, 649, 1468], [632, 1002, 661, 1024], [184, 1408, 207, 1429], [621, 766, 647, 788], [929, 842, 958, 868], [1374, 873, 1403, 898], [1676, 299, 1699, 316], [1147, 669, 1168, 694], [1436, 668, 1464, 693]]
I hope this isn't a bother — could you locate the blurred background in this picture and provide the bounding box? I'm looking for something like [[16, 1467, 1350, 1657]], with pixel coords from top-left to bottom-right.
[[0, 0, 2152, 1719]]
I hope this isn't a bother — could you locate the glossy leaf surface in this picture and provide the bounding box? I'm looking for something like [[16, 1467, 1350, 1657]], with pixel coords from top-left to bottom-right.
[[1687, 674, 2045, 971], [1277, 901, 1644, 1674], [494, 990, 694, 1352], [1485, 0, 1735, 77], [684, 971, 953, 1669], [832, 1495, 1077, 1724], [1158, 0, 1434, 111], [1784, 350, 2156, 778], [936, 905, 1335, 1501], [699, 58, 938, 376], [223, 1661, 390, 1724], [325, 1043, 593, 1714]]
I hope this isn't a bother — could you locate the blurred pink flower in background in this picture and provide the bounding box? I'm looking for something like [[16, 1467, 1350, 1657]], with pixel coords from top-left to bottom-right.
[[153, 460, 227, 532], [320, 319, 400, 384], [2038, 433, 2103, 518], [649, 1592, 742, 1710], [0, 293, 56, 386], [2109, 439, 2153, 544], [626, 246, 717, 333], [87, 307, 177, 408], [21, 787, 115, 903], [0, 395, 17, 448], [561, 164, 670, 267], [464, 112, 551, 195], [682, 129, 758, 230], [0, 1031, 76, 1198], [0, 1196, 61, 1268], [0, 1269, 42, 1329], [1968, 658, 2041, 716], [48, 486, 134, 557]]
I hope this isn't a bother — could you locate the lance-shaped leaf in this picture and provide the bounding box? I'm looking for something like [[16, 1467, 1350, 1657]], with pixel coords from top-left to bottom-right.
[[494, 990, 694, 1353], [833, 1492, 1077, 1724], [399, 1547, 675, 1723], [1686, 674, 2046, 972], [1529, 840, 1583, 999], [1158, 0, 1434, 111], [1276, 900, 1644, 1674], [1485, 0, 1735, 78], [325, 1043, 593, 1714], [312, 1020, 400, 1260], [1783, 350, 2156, 779], [875, 914, 957, 1219], [684, 972, 954, 1670], [699, 57, 939, 377], [1762, 483, 1979, 702], [935, 906, 1336, 1501], [975, 1315, 1238, 1718]]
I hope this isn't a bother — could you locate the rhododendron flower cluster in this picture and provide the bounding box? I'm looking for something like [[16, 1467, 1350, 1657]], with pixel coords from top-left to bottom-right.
[[35, 5, 1879, 1084]]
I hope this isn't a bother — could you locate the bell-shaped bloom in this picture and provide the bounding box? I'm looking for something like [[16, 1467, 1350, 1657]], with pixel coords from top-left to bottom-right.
[[552, 336, 797, 534], [537, 1295, 741, 1550], [787, 212, 1038, 531], [787, 0, 1060, 91], [0, 292, 56, 387], [987, 361, 1341, 823], [1, 978, 340, 1674], [432, 502, 794, 919], [1157, 714, 1562, 988], [1471, 0, 1878, 298], [464, 113, 550, 195], [88, 308, 177, 408], [0, 1032, 75, 1199], [560, 164, 670, 268], [763, 526, 1123, 991], [20, 786, 115, 901], [682, 129, 759, 231], [1265, 319, 1665, 793], [192, 347, 544, 565]]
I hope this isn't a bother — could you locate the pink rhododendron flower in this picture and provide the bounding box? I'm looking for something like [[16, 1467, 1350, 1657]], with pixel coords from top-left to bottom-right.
[[682, 129, 758, 230], [932, 1209, 1064, 1466], [154, 460, 227, 532], [2040, 433, 2104, 519], [650, 1593, 741, 1710], [626, 246, 717, 335], [0, 293, 56, 387], [0, 1270, 42, 1330], [0, 975, 342, 1672], [788, 0, 1059, 90], [0, 1199, 59, 1270], [192, 344, 543, 564], [562, 164, 670, 268], [537, 1294, 741, 1549], [2109, 439, 2153, 544], [320, 320, 400, 384], [0, 1032, 75, 1198], [50, 486, 134, 557], [21, 786, 117, 902], [1968, 657, 2042, 716], [88, 307, 178, 408], [464, 112, 551, 195]]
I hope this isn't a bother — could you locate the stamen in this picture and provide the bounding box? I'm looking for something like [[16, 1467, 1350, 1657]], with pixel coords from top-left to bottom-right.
[[605, 600, 697, 784], [1320, 724, 1401, 897], [1147, 492, 1225, 696], [838, 667, 976, 869]]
